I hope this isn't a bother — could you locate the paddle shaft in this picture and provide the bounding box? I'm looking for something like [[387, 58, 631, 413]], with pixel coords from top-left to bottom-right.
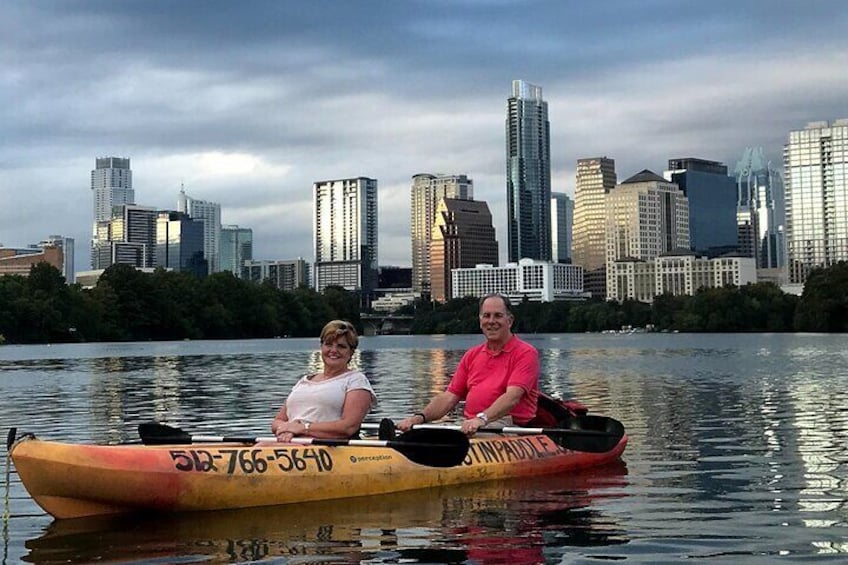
[[360, 422, 618, 438], [190, 434, 462, 449]]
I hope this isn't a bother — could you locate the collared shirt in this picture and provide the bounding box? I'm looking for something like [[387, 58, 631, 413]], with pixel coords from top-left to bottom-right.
[[447, 335, 539, 425]]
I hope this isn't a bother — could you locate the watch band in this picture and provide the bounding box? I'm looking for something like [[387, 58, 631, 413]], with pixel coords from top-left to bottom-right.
[[475, 412, 489, 425]]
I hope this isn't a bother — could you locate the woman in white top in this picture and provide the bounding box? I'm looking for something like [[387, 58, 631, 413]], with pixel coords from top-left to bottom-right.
[[272, 320, 376, 441]]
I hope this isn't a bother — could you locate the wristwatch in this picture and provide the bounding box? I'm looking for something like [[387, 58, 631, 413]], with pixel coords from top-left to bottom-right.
[[303, 421, 311, 432], [475, 412, 489, 425]]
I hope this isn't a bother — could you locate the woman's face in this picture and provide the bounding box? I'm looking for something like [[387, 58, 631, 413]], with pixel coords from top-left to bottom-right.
[[321, 334, 353, 371]]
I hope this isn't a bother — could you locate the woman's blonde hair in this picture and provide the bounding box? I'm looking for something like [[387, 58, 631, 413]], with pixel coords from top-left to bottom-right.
[[319, 320, 359, 350]]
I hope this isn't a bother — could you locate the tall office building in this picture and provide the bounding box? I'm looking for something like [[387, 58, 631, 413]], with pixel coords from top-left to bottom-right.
[[92, 204, 157, 269], [177, 186, 221, 275], [410, 173, 473, 294], [735, 147, 786, 269], [155, 211, 207, 277], [784, 119, 848, 283], [551, 192, 573, 263], [90, 157, 133, 268], [664, 158, 737, 255], [220, 225, 254, 277], [429, 198, 499, 303], [313, 177, 378, 307], [572, 157, 616, 297], [605, 170, 690, 299], [506, 79, 551, 262]]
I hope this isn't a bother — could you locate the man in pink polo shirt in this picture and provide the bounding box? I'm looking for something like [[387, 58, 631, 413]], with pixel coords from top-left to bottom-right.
[[398, 293, 540, 436]]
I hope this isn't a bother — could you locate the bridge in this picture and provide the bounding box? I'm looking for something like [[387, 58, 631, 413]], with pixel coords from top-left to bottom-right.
[[359, 314, 414, 336]]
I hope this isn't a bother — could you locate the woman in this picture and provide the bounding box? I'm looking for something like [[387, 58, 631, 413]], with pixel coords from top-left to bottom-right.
[[272, 320, 375, 441]]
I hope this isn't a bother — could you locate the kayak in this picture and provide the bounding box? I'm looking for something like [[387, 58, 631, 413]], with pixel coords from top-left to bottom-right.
[[10, 426, 627, 520]]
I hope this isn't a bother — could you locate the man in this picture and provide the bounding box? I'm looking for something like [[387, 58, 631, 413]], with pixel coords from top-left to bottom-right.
[[397, 293, 540, 435]]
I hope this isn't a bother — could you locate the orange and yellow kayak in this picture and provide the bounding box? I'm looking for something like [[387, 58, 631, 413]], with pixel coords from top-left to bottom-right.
[[11, 431, 627, 520]]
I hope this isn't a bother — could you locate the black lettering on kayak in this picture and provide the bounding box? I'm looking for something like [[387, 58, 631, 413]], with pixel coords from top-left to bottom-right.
[[501, 441, 518, 462], [478, 441, 498, 463], [493, 440, 507, 462]]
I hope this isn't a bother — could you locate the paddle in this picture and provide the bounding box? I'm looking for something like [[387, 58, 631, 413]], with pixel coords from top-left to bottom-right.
[[361, 414, 625, 454], [138, 422, 469, 468]]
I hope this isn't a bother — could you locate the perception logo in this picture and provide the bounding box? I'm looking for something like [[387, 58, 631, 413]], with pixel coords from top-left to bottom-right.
[[349, 454, 392, 463]]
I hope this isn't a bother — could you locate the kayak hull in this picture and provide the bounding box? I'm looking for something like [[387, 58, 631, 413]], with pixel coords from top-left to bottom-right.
[[11, 432, 627, 519]]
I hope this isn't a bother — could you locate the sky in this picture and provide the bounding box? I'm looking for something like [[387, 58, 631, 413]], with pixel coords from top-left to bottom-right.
[[2, 1, 847, 276]]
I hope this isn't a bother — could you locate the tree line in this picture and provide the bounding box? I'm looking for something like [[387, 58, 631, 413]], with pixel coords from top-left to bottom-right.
[[1, 261, 846, 344]]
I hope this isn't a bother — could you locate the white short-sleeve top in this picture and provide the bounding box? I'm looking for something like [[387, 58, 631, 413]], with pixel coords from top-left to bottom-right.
[[285, 369, 376, 423]]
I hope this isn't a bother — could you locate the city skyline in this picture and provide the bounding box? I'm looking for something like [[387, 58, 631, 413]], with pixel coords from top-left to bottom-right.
[[2, 2, 848, 277]]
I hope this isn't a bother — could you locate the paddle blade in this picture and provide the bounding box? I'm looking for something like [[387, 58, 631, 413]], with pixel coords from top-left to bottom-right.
[[378, 418, 397, 441], [391, 428, 469, 468], [554, 415, 625, 453], [138, 422, 192, 445]]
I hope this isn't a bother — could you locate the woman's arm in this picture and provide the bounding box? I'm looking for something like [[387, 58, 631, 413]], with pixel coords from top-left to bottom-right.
[[271, 404, 288, 434]]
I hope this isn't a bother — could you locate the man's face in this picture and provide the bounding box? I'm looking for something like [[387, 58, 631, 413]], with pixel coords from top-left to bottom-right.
[[478, 296, 513, 343]]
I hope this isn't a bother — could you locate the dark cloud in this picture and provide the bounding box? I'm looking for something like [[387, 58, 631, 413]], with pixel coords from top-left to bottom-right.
[[2, 1, 847, 273]]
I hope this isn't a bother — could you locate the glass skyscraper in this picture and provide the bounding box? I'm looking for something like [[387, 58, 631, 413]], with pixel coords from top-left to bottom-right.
[[734, 147, 785, 269], [177, 186, 222, 275], [506, 80, 551, 262], [784, 119, 848, 283], [550, 192, 573, 263]]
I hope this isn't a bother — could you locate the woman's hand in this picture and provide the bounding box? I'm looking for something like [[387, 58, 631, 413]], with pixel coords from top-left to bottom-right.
[[273, 419, 309, 442]]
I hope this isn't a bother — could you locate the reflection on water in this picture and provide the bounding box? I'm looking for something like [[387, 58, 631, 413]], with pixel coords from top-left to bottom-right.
[[23, 466, 628, 564], [3, 333, 848, 563]]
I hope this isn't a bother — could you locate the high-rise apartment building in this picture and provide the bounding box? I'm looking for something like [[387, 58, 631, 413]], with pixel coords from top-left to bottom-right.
[[243, 258, 309, 291], [506, 79, 551, 262], [605, 170, 690, 299], [155, 211, 207, 277], [784, 119, 848, 283], [735, 147, 786, 269], [429, 198, 499, 303], [664, 158, 737, 255], [90, 157, 133, 268], [313, 177, 378, 307], [177, 186, 221, 275], [572, 157, 616, 271], [410, 173, 473, 294], [551, 192, 573, 263], [220, 225, 254, 277]]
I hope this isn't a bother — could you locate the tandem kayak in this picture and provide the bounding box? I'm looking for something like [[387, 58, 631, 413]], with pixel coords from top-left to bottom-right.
[[9, 398, 626, 520]]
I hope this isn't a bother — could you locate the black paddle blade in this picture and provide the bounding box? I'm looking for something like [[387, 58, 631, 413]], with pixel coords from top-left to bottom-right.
[[554, 415, 625, 453], [378, 418, 397, 441], [138, 422, 192, 445], [391, 428, 470, 468]]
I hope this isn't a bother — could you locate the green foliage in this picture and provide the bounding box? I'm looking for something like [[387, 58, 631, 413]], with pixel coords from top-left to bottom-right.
[[3, 262, 844, 343], [794, 261, 848, 331], [0, 262, 367, 344]]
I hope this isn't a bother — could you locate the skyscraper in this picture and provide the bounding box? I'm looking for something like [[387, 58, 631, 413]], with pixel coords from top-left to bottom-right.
[[664, 158, 737, 255], [155, 211, 207, 277], [551, 192, 573, 263], [92, 204, 157, 269], [429, 198, 499, 303], [177, 186, 221, 275], [735, 147, 786, 269], [410, 173, 473, 295], [90, 157, 133, 268], [313, 177, 378, 307], [220, 225, 254, 277], [605, 170, 690, 299], [784, 119, 848, 283], [572, 156, 617, 293], [506, 79, 551, 262]]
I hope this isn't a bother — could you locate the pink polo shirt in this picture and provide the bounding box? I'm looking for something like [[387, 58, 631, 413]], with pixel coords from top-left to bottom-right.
[[447, 335, 539, 425]]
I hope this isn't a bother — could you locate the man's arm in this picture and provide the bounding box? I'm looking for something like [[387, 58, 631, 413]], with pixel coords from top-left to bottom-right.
[[460, 385, 525, 435], [397, 391, 460, 431]]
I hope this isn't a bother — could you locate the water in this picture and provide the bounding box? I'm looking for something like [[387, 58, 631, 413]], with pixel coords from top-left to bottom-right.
[[2, 333, 848, 563]]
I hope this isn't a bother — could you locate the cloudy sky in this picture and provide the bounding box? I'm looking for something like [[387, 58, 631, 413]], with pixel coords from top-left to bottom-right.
[[2, 1, 847, 275]]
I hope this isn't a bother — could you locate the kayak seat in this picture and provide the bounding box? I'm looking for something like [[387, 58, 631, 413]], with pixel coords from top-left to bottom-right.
[[525, 393, 589, 427]]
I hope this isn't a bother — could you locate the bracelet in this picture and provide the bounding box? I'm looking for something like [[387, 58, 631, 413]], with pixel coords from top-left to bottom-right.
[[414, 412, 427, 423]]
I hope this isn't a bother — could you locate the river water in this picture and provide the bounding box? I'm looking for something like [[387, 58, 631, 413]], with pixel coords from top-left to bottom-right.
[[1, 333, 847, 564]]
